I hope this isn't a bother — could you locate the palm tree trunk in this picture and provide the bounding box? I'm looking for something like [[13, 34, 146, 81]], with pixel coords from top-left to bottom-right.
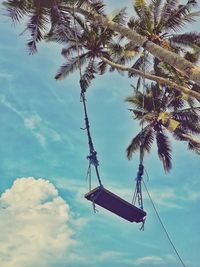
[[72, 7, 200, 84], [101, 57, 200, 101]]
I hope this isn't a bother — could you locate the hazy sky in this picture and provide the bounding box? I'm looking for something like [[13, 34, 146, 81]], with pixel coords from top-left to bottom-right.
[[0, 1, 200, 267]]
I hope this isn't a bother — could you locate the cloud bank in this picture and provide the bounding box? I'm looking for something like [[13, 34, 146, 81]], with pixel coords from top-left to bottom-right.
[[0, 177, 75, 267]]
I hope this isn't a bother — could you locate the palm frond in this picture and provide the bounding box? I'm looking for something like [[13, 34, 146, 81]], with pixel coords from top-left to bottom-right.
[[26, 9, 49, 54], [128, 54, 150, 77], [125, 92, 144, 111], [126, 83, 163, 113], [109, 8, 127, 25], [158, 0, 179, 28], [48, 4, 73, 43], [80, 59, 97, 91], [127, 17, 141, 30], [178, 121, 200, 135], [156, 130, 172, 172], [167, 95, 185, 110], [134, 0, 152, 19], [184, 50, 200, 64], [150, 0, 162, 26], [191, 83, 200, 99], [173, 108, 200, 123], [61, 44, 83, 58], [97, 61, 107, 75], [170, 32, 200, 48], [173, 129, 200, 155], [126, 126, 154, 159], [55, 52, 88, 80], [88, 0, 105, 15], [3, 0, 30, 23], [188, 141, 200, 155], [165, 11, 200, 32], [79, 0, 105, 15]]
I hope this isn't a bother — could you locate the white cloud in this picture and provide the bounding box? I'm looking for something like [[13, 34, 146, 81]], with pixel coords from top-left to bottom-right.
[[24, 115, 41, 130], [134, 255, 165, 265], [0, 95, 62, 147], [0, 177, 76, 267], [34, 132, 47, 147], [98, 251, 123, 261], [143, 186, 200, 209], [144, 188, 181, 208]]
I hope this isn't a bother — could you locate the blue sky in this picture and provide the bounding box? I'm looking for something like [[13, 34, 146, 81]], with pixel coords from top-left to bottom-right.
[[0, 1, 200, 267]]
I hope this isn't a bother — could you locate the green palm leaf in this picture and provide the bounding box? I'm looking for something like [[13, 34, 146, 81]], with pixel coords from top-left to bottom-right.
[[150, 0, 162, 26], [188, 141, 200, 155], [170, 32, 200, 48], [172, 108, 200, 123], [26, 9, 49, 54], [78, 0, 105, 15], [80, 59, 97, 91], [156, 130, 172, 172], [3, 0, 31, 22], [126, 125, 154, 159], [55, 52, 88, 80], [158, 0, 179, 28], [165, 11, 200, 32]]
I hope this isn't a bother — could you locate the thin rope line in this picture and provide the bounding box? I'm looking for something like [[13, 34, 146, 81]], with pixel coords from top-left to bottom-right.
[[73, 3, 102, 187], [140, 50, 146, 165], [73, 4, 82, 78], [132, 185, 137, 205], [142, 180, 187, 267]]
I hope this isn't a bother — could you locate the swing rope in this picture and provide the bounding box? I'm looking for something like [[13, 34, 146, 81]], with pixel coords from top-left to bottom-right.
[[73, 4, 102, 188], [143, 179, 187, 267], [81, 91, 102, 186], [132, 50, 147, 211]]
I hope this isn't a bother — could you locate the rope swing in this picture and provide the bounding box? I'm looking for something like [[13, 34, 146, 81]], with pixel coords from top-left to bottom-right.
[[72, 6, 187, 267], [72, 4, 146, 224]]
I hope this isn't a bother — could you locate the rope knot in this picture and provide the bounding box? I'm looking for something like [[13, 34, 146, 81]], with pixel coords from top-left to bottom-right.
[[87, 151, 99, 166], [137, 164, 144, 180]]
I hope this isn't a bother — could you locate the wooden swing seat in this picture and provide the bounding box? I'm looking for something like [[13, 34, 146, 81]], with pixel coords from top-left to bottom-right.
[[85, 186, 146, 223]]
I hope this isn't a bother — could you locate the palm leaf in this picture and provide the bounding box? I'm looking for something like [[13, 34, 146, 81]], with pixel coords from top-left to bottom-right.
[[126, 125, 154, 159], [80, 59, 97, 92], [156, 130, 172, 172], [128, 54, 150, 77], [150, 0, 162, 26], [97, 61, 108, 75], [188, 141, 200, 155], [158, 0, 179, 29], [165, 11, 200, 32], [79, 0, 105, 15], [127, 17, 141, 31], [178, 121, 200, 135], [172, 108, 200, 123], [109, 8, 127, 25], [125, 92, 144, 111], [48, 4, 73, 43], [87, 0, 105, 15], [134, 0, 151, 19], [170, 32, 200, 48], [55, 52, 88, 80], [184, 50, 200, 63], [61, 44, 83, 58], [2, 0, 30, 23], [26, 9, 49, 54]]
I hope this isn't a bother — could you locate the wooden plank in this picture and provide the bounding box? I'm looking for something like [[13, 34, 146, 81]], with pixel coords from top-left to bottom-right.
[[85, 186, 146, 223]]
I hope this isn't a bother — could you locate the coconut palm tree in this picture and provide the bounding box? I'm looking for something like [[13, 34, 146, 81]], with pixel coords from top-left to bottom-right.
[[2, 0, 106, 54], [127, 0, 200, 80], [51, 8, 135, 91], [3, 0, 200, 83], [126, 82, 200, 171]]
